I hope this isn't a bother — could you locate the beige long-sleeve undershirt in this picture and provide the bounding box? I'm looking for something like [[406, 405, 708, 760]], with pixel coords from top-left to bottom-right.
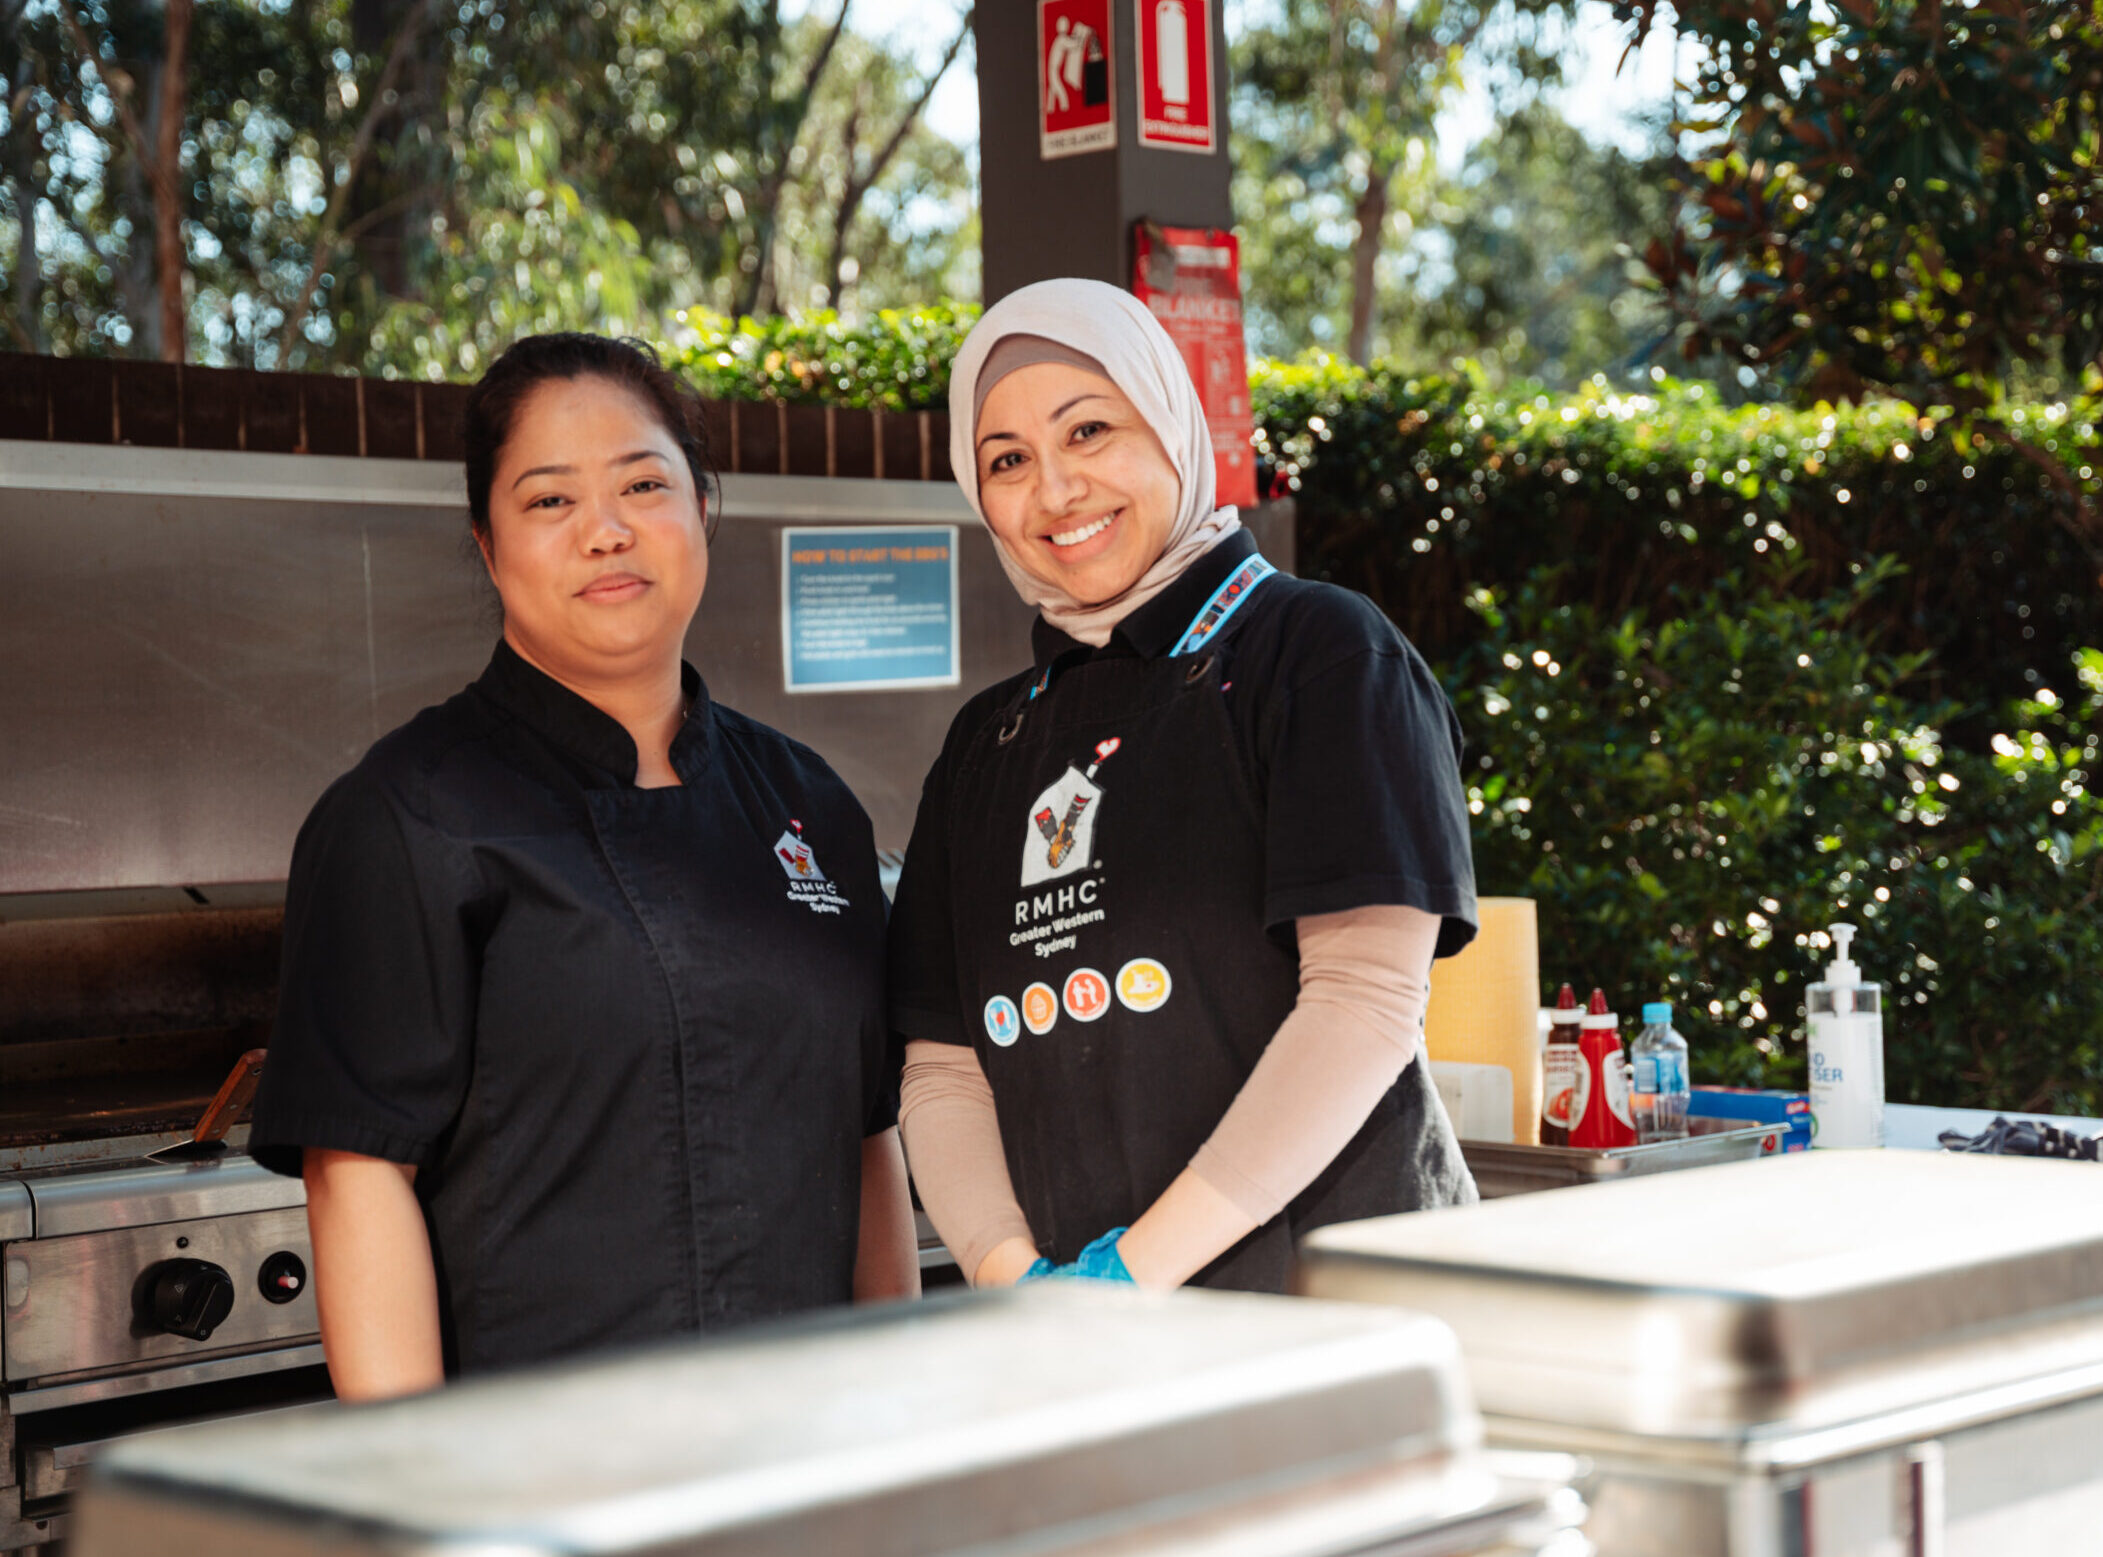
[[897, 903, 1441, 1282]]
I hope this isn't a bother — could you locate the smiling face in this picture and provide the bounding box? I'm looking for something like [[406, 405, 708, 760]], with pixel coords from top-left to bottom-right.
[[974, 361, 1182, 607], [480, 375, 709, 688]]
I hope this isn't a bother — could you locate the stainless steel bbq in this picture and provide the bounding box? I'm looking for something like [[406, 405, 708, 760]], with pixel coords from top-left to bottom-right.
[[0, 895, 326, 1554]]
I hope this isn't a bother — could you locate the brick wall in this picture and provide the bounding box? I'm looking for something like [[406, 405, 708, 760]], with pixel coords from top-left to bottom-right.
[[0, 354, 954, 482]]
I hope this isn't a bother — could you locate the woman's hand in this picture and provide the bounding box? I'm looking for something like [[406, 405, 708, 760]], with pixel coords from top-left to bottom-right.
[[302, 1149, 444, 1400], [853, 1128, 923, 1301]]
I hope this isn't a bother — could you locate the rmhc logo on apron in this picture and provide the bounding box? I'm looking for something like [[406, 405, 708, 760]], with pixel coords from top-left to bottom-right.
[[1019, 738, 1120, 887]]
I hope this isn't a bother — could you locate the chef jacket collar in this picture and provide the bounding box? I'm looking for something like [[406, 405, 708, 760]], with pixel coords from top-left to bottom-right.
[[473, 638, 712, 788], [1029, 528, 1262, 669]]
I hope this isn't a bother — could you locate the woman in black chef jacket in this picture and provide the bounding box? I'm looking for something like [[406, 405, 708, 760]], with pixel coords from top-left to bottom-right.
[[888, 279, 1477, 1292], [249, 334, 918, 1398]]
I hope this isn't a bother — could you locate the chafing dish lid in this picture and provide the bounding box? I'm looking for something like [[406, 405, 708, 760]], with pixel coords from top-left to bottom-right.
[[1299, 1152, 2103, 1441], [0, 1181, 29, 1243], [77, 1286, 1501, 1557]]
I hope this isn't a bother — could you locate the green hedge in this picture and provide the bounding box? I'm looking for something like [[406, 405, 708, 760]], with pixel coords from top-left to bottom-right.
[[1250, 359, 2101, 1109], [1251, 359, 2102, 722], [668, 304, 974, 411]]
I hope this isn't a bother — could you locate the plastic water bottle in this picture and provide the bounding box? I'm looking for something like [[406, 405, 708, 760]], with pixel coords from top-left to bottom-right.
[[1631, 1001, 1691, 1143]]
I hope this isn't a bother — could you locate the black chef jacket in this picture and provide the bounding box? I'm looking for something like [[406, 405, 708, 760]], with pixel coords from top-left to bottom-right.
[[250, 641, 893, 1377], [887, 530, 1477, 1291]]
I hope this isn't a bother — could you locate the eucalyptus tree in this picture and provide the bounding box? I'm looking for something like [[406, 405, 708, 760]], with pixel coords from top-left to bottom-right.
[[1232, 0, 1579, 365]]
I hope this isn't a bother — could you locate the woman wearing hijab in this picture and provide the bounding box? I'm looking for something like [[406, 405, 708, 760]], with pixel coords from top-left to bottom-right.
[[886, 279, 1478, 1292]]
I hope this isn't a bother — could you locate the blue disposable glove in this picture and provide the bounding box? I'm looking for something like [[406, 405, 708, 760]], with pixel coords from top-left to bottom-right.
[[1016, 1228, 1133, 1284]]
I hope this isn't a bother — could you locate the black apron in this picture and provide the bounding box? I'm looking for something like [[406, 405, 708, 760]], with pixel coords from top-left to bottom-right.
[[945, 565, 1472, 1292]]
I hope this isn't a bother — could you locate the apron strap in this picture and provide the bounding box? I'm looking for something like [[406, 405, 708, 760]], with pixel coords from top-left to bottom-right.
[[999, 554, 1278, 742]]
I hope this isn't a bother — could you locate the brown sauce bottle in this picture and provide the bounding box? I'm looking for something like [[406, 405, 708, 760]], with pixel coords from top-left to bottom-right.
[[1540, 982, 1583, 1146]]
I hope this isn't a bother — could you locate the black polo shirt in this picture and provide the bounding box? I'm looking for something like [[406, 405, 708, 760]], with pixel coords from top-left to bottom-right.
[[250, 641, 893, 1377], [890, 529, 1478, 1049], [885, 530, 1478, 1287]]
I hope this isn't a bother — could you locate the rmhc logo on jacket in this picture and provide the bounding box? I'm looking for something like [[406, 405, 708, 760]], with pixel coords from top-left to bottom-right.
[[1020, 738, 1119, 887], [775, 819, 851, 914], [775, 824, 825, 881]]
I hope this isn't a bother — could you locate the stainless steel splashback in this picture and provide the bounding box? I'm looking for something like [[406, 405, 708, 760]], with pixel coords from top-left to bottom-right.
[[0, 445, 1085, 892]]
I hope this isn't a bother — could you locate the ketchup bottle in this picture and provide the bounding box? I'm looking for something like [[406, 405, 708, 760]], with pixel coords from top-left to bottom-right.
[[1569, 988, 1638, 1149], [1540, 983, 1583, 1146]]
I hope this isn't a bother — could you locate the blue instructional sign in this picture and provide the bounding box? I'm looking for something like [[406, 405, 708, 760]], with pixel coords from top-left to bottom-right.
[[781, 525, 961, 693]]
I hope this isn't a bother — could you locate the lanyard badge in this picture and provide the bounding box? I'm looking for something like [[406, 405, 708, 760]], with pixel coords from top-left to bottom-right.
[[1171, 555, 1275, 657]]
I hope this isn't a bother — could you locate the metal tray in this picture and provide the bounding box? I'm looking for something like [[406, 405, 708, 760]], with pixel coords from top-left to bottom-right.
[[1297, 1151, 2103, 1446], [1462, 1116, 1782, 1198], [74, 1285, 1583, 1557]]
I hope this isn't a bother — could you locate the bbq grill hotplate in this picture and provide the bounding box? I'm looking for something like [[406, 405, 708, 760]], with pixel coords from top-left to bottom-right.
[[0, 898, 279, 1171]]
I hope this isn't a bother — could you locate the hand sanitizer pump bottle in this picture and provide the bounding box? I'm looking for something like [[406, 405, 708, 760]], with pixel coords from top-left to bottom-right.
[[1807, 922, 1885, 1148]]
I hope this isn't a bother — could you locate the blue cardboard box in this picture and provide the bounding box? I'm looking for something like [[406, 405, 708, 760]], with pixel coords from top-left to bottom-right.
[[1690, 1086, 1811, 1152]]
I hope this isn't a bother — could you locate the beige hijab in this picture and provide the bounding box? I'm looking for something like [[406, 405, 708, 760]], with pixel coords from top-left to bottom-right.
[[949, 277, 1241, 646]]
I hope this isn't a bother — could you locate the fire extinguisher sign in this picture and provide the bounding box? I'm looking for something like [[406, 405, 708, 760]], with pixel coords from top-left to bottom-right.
[[1136, 0, 1215, 153], [1132, 224, 1256, 507], [1038, 0, 1116, 160]]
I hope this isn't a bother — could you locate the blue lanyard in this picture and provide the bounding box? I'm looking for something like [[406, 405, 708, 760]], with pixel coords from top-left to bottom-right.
[[1023, 553, 1275, 705], [1171, 554, 1275, 656]]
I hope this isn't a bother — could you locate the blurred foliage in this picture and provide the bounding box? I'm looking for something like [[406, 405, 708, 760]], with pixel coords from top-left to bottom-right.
[[0, 0, 975, 372], [356, 110, 661, 380], [1457, 567, 2103, 1112], [0, 0, 351, 359], [1252, 357, 2103, 719], [1624, 0, 2103, 413], [1231, 0, 1579, 365], [1234, 92, 1679, 383], [1385, 100, 1676, 387], [763, 19, 977, 314], [665, 299, 976, 410]]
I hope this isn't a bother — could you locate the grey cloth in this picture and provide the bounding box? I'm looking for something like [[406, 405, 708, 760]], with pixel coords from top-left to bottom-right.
[[970, 334, 1114, 431]]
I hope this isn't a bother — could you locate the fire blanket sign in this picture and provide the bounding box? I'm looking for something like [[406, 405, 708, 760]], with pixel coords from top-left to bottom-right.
[[781, 526, 961, 693], [1136, 0, 1215, 153], [1133, 224, 1257, 507], [1038, 0, 1115, 160]]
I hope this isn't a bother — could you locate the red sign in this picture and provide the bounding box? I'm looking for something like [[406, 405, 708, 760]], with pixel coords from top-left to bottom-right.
[[1038, 0, 1116, 160], [1136, 0, 1215, 153], [1133, 224, 1256, 508]]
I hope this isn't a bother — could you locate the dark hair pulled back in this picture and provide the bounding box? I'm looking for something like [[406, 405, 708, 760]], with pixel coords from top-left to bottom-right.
[[463, 333, 717, 543]]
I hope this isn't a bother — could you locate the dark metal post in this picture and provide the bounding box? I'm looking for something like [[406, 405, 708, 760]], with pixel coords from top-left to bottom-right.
[[975, 0, 1235, 304]]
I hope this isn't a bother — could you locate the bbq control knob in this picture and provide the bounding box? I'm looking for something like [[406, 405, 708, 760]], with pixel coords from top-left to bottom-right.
[[145, 1258, 236, 1341], [258, 1251, 307, 1305]]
